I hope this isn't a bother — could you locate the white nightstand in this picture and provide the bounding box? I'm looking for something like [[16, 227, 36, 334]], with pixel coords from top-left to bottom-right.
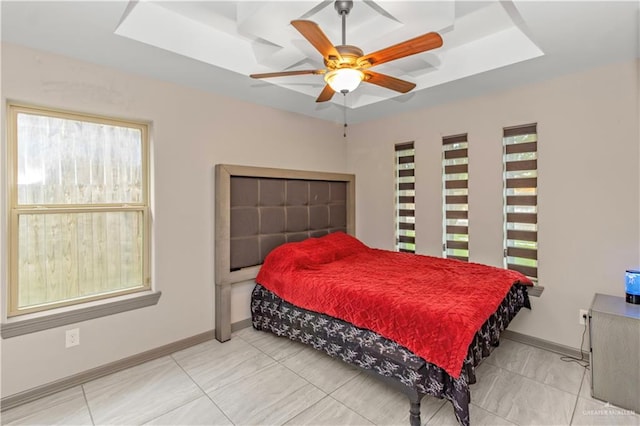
[[589, 293, 640, 413]]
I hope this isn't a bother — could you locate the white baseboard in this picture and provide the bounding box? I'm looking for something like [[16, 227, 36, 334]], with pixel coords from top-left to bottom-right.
[[502, 329, 590, 360], [1, 319, 253, 411]]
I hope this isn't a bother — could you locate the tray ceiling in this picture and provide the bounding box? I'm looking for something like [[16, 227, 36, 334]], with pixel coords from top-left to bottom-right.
[[115, 1, 543, 109], [1, 1, 638, 124]]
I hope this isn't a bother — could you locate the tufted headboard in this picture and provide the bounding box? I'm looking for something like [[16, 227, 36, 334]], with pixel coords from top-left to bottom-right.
[[230, 177, 348, 270], [214, 164, 355, 341]]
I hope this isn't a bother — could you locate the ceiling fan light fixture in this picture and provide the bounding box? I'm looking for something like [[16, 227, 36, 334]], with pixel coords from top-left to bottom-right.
[[250, 2, 444, 103], [324, 68, 364, 93]]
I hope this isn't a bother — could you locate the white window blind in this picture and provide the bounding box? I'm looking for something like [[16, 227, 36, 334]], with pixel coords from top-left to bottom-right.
[[395, 141, 415, 253], [442, 134, 469, 261], [503, 123, 538, 280], [8, 104, 150, 316]]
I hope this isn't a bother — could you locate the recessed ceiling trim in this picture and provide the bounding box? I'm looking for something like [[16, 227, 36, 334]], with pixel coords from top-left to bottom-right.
[[114, 1, 543, 110]]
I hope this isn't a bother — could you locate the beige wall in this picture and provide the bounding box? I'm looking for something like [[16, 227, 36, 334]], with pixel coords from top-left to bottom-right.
[[347, 59, 640, 350], [0, 43, 347, 397], [1, 40, 639, 399]]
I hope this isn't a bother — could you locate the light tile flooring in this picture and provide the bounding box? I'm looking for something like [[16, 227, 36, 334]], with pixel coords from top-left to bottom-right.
[[3, 327, 639, 426]]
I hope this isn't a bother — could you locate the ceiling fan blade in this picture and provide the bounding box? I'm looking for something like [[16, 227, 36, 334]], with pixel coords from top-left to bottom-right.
[[360, 32, 443, 68], [291, 20, 342, 61], [250, 70, 324, 79], [363, 71, 416, 93], [316, 84, 335, 102]]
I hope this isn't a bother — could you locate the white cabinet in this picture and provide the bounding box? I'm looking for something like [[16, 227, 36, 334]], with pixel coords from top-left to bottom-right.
[[589, 293, 640, 413]]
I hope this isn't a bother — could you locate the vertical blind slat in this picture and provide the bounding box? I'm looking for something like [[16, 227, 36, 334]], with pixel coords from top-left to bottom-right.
[[395, 141, 414, 152], [504, 124, 537, 137], [442, 134, 468, 145]]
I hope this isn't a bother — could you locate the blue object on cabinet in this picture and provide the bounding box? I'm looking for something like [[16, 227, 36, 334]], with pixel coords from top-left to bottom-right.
[[625, 270, 640, 304]]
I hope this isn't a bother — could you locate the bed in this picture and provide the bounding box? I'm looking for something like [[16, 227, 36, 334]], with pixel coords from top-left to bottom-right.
[[251, 232, 532, 426]]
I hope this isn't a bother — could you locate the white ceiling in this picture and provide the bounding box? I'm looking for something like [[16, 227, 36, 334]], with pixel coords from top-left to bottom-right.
[[114, 1, 543, 109], [1, 1, 639, 124]]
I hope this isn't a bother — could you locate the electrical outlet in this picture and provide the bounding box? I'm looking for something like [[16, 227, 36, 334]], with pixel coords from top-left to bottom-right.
[[65, 328, 80, 348], [579, 309, 589, 325]]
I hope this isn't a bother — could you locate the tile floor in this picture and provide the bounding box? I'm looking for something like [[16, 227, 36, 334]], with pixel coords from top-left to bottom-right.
[[2, 327, 639, 426]]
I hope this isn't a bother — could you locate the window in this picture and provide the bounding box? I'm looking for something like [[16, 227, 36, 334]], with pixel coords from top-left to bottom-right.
[[442, 134, 469, 261], [395, 141, 415, 253], [503, 123, 538, 281], [8, 104, 150, 317]]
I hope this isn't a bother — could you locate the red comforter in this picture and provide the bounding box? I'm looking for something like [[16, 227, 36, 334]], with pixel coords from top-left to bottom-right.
[[255, 232, 532, 378]]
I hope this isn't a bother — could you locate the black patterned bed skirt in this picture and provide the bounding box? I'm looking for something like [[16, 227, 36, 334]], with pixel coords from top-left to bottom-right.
[[251, 283, 530, 426]]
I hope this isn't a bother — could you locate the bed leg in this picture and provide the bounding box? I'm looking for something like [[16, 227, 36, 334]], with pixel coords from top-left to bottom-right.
[[409, 401, 421, 426]]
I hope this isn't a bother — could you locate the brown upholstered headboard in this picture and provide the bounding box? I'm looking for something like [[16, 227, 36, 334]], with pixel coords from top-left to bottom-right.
[[214, 164, 355, 341], [230, 177, 348, 271]]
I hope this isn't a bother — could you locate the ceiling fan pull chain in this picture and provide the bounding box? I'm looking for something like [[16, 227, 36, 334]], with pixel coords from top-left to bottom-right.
[[343, 93, 348, 138]]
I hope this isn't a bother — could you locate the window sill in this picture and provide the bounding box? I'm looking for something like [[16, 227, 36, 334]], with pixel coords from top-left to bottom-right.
[[528, 285, 544, 297], [1, 291, 162, 338]]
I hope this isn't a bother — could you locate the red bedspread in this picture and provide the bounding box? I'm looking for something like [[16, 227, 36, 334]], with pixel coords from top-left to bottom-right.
[[255, 232, 532, 378]]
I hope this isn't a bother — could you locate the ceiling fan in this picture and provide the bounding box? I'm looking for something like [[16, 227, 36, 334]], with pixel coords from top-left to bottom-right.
[[250, 0, 443, 103]]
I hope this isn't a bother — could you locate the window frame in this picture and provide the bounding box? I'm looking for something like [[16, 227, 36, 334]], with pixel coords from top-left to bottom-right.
[[502, 123, 538, 282], [442, 133, 469, 262], [7, 103, 152, 317], [394, 141, 415, 253]]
